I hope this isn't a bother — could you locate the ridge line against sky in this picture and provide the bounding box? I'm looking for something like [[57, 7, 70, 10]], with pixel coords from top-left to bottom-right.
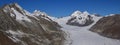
[[0, 0, 120, 17]]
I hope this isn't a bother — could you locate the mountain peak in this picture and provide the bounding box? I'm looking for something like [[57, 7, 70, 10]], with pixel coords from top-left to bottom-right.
[[71, 10, 90, 17], [74, 10, 82, 13], [1, 3, 32, 22], [67, 10, 94, 26], [83, 11, 89, 15], [2, 3, 24, 14], [11, 3, 22, 10], [33, 10, 48, 16], [5, 3, 22, 10], [71, 10, 82, 17]]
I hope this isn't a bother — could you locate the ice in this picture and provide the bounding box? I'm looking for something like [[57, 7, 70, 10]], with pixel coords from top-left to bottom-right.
[[56, 16, 120, 45]]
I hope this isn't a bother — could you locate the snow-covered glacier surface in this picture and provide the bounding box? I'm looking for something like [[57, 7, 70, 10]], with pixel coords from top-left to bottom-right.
[[55, 16, 120, 45]]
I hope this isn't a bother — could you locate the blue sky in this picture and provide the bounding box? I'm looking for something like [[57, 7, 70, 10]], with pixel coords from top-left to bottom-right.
[[0, 0, 120, 17]]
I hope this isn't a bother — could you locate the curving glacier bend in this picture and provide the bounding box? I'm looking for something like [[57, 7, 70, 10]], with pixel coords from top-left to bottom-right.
[[55, 16, 120, 45]]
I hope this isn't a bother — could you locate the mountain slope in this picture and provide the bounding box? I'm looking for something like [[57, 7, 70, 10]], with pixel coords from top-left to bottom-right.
[[0, 3, 65, 45], [90, 14, 120, 39]]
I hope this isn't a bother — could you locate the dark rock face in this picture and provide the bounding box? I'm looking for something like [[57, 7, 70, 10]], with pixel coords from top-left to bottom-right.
[[0, 3, 65, 45], [93, 14, 102, 17], [90, 14, 120, 39], [0, 31, 17, 45]]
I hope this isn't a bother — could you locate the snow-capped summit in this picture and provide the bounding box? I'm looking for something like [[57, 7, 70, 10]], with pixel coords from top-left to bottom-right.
[[2, 3, 31, 22], [66, 10, 94, 26], [3, 3, 24, 14], [32, 10, 48, 17], [83, 11, 90, 15], [71, 10, 90, 17], [71, 10, 82, 17], [11, 3, 23, 10], [31, 10, 54, 21]]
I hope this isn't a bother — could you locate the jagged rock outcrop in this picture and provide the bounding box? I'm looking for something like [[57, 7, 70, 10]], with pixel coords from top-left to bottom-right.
[[0, 3, 65, 45], [66, 10, 94, 26], [90, 14, 120, 39]]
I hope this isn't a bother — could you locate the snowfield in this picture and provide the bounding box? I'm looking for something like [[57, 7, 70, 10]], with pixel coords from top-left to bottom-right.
[[55, 16, 120, 45]]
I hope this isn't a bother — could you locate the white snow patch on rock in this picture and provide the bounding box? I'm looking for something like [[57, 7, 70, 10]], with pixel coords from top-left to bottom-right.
[[11, 8, 31, 22]]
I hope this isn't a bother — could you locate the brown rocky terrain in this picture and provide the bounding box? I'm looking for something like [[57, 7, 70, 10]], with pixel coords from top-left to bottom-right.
[[90, 14, 120, 39], [0, 3, 65, 45]]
